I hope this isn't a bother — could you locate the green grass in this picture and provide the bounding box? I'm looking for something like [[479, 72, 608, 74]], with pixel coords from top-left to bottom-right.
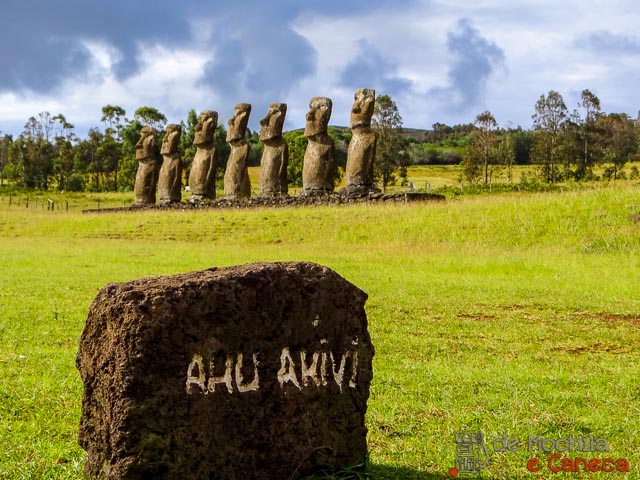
[[1, 183, 639, 478]]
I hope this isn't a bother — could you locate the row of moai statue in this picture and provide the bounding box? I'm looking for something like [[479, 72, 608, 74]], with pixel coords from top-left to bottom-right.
[[134, 88, 378, 206]]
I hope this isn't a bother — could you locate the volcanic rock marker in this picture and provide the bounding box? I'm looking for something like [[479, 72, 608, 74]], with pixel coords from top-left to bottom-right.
[[77, 262, 374, 480]]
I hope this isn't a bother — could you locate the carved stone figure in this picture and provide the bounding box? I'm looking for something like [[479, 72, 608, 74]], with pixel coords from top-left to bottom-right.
[[134, 126, 157, 206], [342, 88, 378, 195], [259, 103, 289, 197], [188, 110, 218, 202], [223, 104, 252, 200], [158, 124, 183, 205], [301, 97, 335, 196]]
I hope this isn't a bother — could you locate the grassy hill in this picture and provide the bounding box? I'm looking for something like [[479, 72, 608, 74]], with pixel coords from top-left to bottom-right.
[[0, 184, 639, 478]]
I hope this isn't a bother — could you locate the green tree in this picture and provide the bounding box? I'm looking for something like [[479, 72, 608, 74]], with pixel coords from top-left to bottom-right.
[[214, 124, 230, 187], [99, 106, 128, 191], [283, 130, 307, 187], [20, 113, 57, 189], [576, 89, 603, 179], [531, 90, 567, 182], [180, 109, 198, 177], [328, 127, 351, 187], [463, 111, 500, 185], [0, 134, 11, 186], [372, 94, 407, 191], [498, 131, 516, 183], [101, 105, 126, 137], [134, 106, 167, 131], [51, 115, 77, 191], [510, 127, 534, 165], [119, 118, 145, 190], [78, 128, 105, 192], [246, 129, 263, 167], [599, 113, 637, 180]]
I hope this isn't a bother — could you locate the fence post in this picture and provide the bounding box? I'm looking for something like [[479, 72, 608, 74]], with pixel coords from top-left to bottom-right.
[[48, 199, 54, 211], [66, 201, 69, 211], [9, 195, 11, 206]]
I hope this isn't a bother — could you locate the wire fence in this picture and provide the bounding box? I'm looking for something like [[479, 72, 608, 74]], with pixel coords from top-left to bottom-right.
[[0, 195, 133, 212]]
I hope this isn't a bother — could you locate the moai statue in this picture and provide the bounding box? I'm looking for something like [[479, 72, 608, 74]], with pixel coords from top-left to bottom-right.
[[158, 124, 183, 205], [134, 126, 157, 206], [188, 110, 218, 202], [223, 103, 252, 200], [258, 103, 289, 197], [301, 97, 335, 197], [342, 88, 378, 195]]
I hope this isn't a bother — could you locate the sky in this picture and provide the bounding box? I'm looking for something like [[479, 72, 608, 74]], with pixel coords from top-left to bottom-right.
[[1, 0, 639, 138]]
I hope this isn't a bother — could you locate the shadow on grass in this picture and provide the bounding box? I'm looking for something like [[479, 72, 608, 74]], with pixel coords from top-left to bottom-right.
[[367, 463, 452, 479], [302, 463, 452, 479]]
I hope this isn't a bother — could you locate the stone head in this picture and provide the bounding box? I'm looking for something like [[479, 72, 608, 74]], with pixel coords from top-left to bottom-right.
[[194, 110, 218, 146], [304, 97, 332, 138], [135, 126, 155, 161], [226, 103, 252, 143], [161, 124, 182, 155], [259, 103, 287, 141], [350, 88, 376, 129]]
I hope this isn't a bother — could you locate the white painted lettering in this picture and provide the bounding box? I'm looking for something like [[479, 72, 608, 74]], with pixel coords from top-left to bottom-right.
[[207, 355, 234, 394], [300, 350, 321, 387], [186, 353, 206, 394], [186, 340, 361, 395], [320, 351, 329, 386], [330, 351, 351, 392], [235, 353, 260, 393], [278, 347, 301, 389]]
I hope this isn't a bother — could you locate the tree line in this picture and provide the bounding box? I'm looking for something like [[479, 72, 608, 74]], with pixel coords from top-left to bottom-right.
[[0, 89, 637, 192], [406, 89, 639, 184]]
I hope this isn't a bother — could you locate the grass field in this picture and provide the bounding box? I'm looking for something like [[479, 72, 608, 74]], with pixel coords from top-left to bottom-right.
[[1, 181, 639, 479]]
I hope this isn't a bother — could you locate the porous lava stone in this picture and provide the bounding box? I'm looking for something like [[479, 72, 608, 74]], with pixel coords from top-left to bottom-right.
[[77, 262, 374, 480]]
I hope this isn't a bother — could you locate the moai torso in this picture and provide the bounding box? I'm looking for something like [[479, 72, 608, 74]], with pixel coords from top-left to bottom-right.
[[301, 97, 335, 196], [302, 134, 335, 193], [189, 111, 218, 201], [134, 127, 157, 206], [259, 103, 289, 197], [158, 124, 183, 204], [223, 104, 252, 200], [343, 88, 378, 195]]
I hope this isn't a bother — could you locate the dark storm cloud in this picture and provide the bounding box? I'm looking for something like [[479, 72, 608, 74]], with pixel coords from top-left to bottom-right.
[[575, 30, 640, 54], [0, 0, 193, 92], [0, 0, 419, 94], [339, 40, 412, 96], [202, 16, 317, 105], [428, 18, 505, 112]]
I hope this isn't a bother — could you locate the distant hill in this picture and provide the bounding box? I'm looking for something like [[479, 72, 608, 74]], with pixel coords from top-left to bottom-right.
[[398, 128, 428, 140], [286, 126, 428, 141]]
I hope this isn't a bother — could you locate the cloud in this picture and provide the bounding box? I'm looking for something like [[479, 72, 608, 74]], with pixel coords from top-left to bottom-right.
[[2, 1, 420, 133], [575, 30, 640, 54], [428, 18, 505, 113], [0, 0, 415, 94], [202, 17, 317, 121], [0, 0, 195, 93], [1, 0, 639, 135], [339, 40, 412, 97]]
